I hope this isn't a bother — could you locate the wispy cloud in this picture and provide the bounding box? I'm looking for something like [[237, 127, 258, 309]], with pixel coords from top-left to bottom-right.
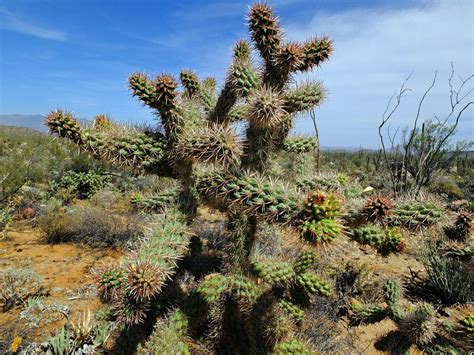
[[0, 7, 66, 41], [284, 0, 473, 147]]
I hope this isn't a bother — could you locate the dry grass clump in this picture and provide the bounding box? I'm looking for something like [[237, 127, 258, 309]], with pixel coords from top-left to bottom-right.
[[39, 205, 143, 247]]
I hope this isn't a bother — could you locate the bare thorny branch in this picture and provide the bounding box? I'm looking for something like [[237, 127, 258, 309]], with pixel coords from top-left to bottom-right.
[[378, 63, 473, 196]]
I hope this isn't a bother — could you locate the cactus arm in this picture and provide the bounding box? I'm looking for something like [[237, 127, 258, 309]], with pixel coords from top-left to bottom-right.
[[296, 37, 333, 72], [200, 76, 218, 113], [210, 41, 259, 125], [128, 72, 159, 109], [283, 82, 326, 114], [129, 73, 185, 142], [137, 309, 191, 354], [46, 109, 172, 175], [228, 103, 248, 122], [248, 4, 282, 65], [197, 170, 301, 222], [173, 124, 242, 167], [180, 69, 200, 98], [283, 136, 318, 154]]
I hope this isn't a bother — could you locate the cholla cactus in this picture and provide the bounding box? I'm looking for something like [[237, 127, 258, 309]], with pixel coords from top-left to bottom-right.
[[45, 2, 333, 351], [272, 338, 313, 354], [390, 202, 441, 228], [95, 265, 125, 300], [396, 302, 437, 346], [351, 225, 405, 255], [137, 309, 191, 354], [300, 191, 343, 243], [361, 195, 393, 223], [445, 211, 472, 241]]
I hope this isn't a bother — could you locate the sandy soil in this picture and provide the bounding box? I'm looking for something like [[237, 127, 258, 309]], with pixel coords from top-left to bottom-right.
[[0, 221, 122, 349]]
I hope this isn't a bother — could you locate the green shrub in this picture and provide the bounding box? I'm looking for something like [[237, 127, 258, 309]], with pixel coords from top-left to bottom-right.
[[50, 170, 109, 199], [429, 180, 464, 199], [0, 207, 12, 235]]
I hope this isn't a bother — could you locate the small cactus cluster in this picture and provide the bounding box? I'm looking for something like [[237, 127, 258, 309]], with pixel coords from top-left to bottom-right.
[[299, 191, 343, 243], [351, 225, 405, 255], [460, 312, 474, 332], [349, 279, 403, 324], [252, 260, 296, 286], [396, 302, 437, 346], [253, 250, 331, 296], [445, 211, 472, 241], [360, 195, 393, 223], [295, 272, 331, 296], [390, 202, 441, 228], [272, 338, 312, 354], [93, 114, 112, 129], [130, 190, 177, 211], [45, 3, 334, 351], [278, 299, 305, 322], [283, 136, 318, 154]]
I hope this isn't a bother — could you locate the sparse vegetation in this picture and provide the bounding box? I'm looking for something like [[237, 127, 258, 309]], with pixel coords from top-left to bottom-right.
[[0, 2, 472, 354]]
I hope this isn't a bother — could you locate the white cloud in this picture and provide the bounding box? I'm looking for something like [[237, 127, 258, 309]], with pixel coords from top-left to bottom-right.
[[0, 7, 66, 41], [285, 0, 473, 148]]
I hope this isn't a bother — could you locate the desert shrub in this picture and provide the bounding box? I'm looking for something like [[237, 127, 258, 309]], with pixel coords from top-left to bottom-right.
[[0, 268, 43, 311], [39, 205, 143, 247], [44, 314, 111, 354], [0, 206, 12, 235], [50, 170, 109, 199], [421, 244, 473, 304], [429, 180, 464, 199]]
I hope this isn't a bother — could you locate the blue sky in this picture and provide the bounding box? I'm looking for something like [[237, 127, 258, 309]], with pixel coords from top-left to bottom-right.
[[0, 0, 472, 148]]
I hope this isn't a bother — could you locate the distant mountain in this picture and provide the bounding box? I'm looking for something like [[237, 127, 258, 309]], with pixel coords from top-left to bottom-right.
[[0, 114, 47, 132]]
